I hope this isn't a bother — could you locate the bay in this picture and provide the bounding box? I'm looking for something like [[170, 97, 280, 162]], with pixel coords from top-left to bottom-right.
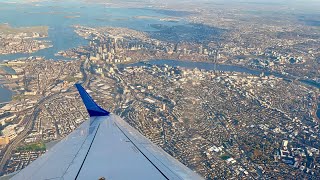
[[0, 1, 185, 61], [0, 1, 186, 103]]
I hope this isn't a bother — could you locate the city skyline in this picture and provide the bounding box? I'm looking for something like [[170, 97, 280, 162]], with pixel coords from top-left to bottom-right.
[[0, 0, 319, 179]]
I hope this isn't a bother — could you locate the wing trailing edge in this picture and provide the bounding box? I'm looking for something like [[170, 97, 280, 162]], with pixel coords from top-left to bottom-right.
[[75, 84, 110, 117]]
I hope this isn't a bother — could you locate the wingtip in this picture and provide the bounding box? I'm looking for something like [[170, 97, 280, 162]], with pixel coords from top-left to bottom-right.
[[75, 84, 110, 117], [75, 83, 82, 89]]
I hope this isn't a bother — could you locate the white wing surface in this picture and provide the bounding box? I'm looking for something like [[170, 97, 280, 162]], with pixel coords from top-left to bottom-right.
[[10, 84, 203, 180]]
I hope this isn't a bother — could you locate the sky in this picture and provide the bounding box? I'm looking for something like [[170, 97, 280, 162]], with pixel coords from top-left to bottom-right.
[[0, 0, 319, 13]]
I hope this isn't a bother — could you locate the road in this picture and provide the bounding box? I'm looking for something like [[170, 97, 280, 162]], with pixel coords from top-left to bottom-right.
[[0, 59, 90, 174], [0, 92, 61, 174]]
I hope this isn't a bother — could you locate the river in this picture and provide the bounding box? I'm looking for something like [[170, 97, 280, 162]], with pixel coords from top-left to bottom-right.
[[0, 84, 12, 107], [118, 59, 262, 75], [0, 66, 15, 105], [118, 59, 320, 89]]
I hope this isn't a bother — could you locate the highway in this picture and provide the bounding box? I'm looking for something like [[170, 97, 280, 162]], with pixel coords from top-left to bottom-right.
[[0, 93, 60, 174], [0, 59, 89, 174]]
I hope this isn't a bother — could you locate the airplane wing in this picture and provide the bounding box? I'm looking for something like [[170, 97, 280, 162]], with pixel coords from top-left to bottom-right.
[[10, 84, 203, 180]]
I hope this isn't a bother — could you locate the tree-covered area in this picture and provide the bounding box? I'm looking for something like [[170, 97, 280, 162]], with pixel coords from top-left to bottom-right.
[[17, 142, 46, 152]]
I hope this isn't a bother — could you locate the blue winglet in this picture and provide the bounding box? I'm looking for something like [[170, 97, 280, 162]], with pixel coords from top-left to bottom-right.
[[75, 84, 110, 117]]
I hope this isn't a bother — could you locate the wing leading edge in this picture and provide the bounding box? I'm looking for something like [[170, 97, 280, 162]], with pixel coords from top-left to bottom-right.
[[75, 84, 110, 117], [11, 84, 204, 180]]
